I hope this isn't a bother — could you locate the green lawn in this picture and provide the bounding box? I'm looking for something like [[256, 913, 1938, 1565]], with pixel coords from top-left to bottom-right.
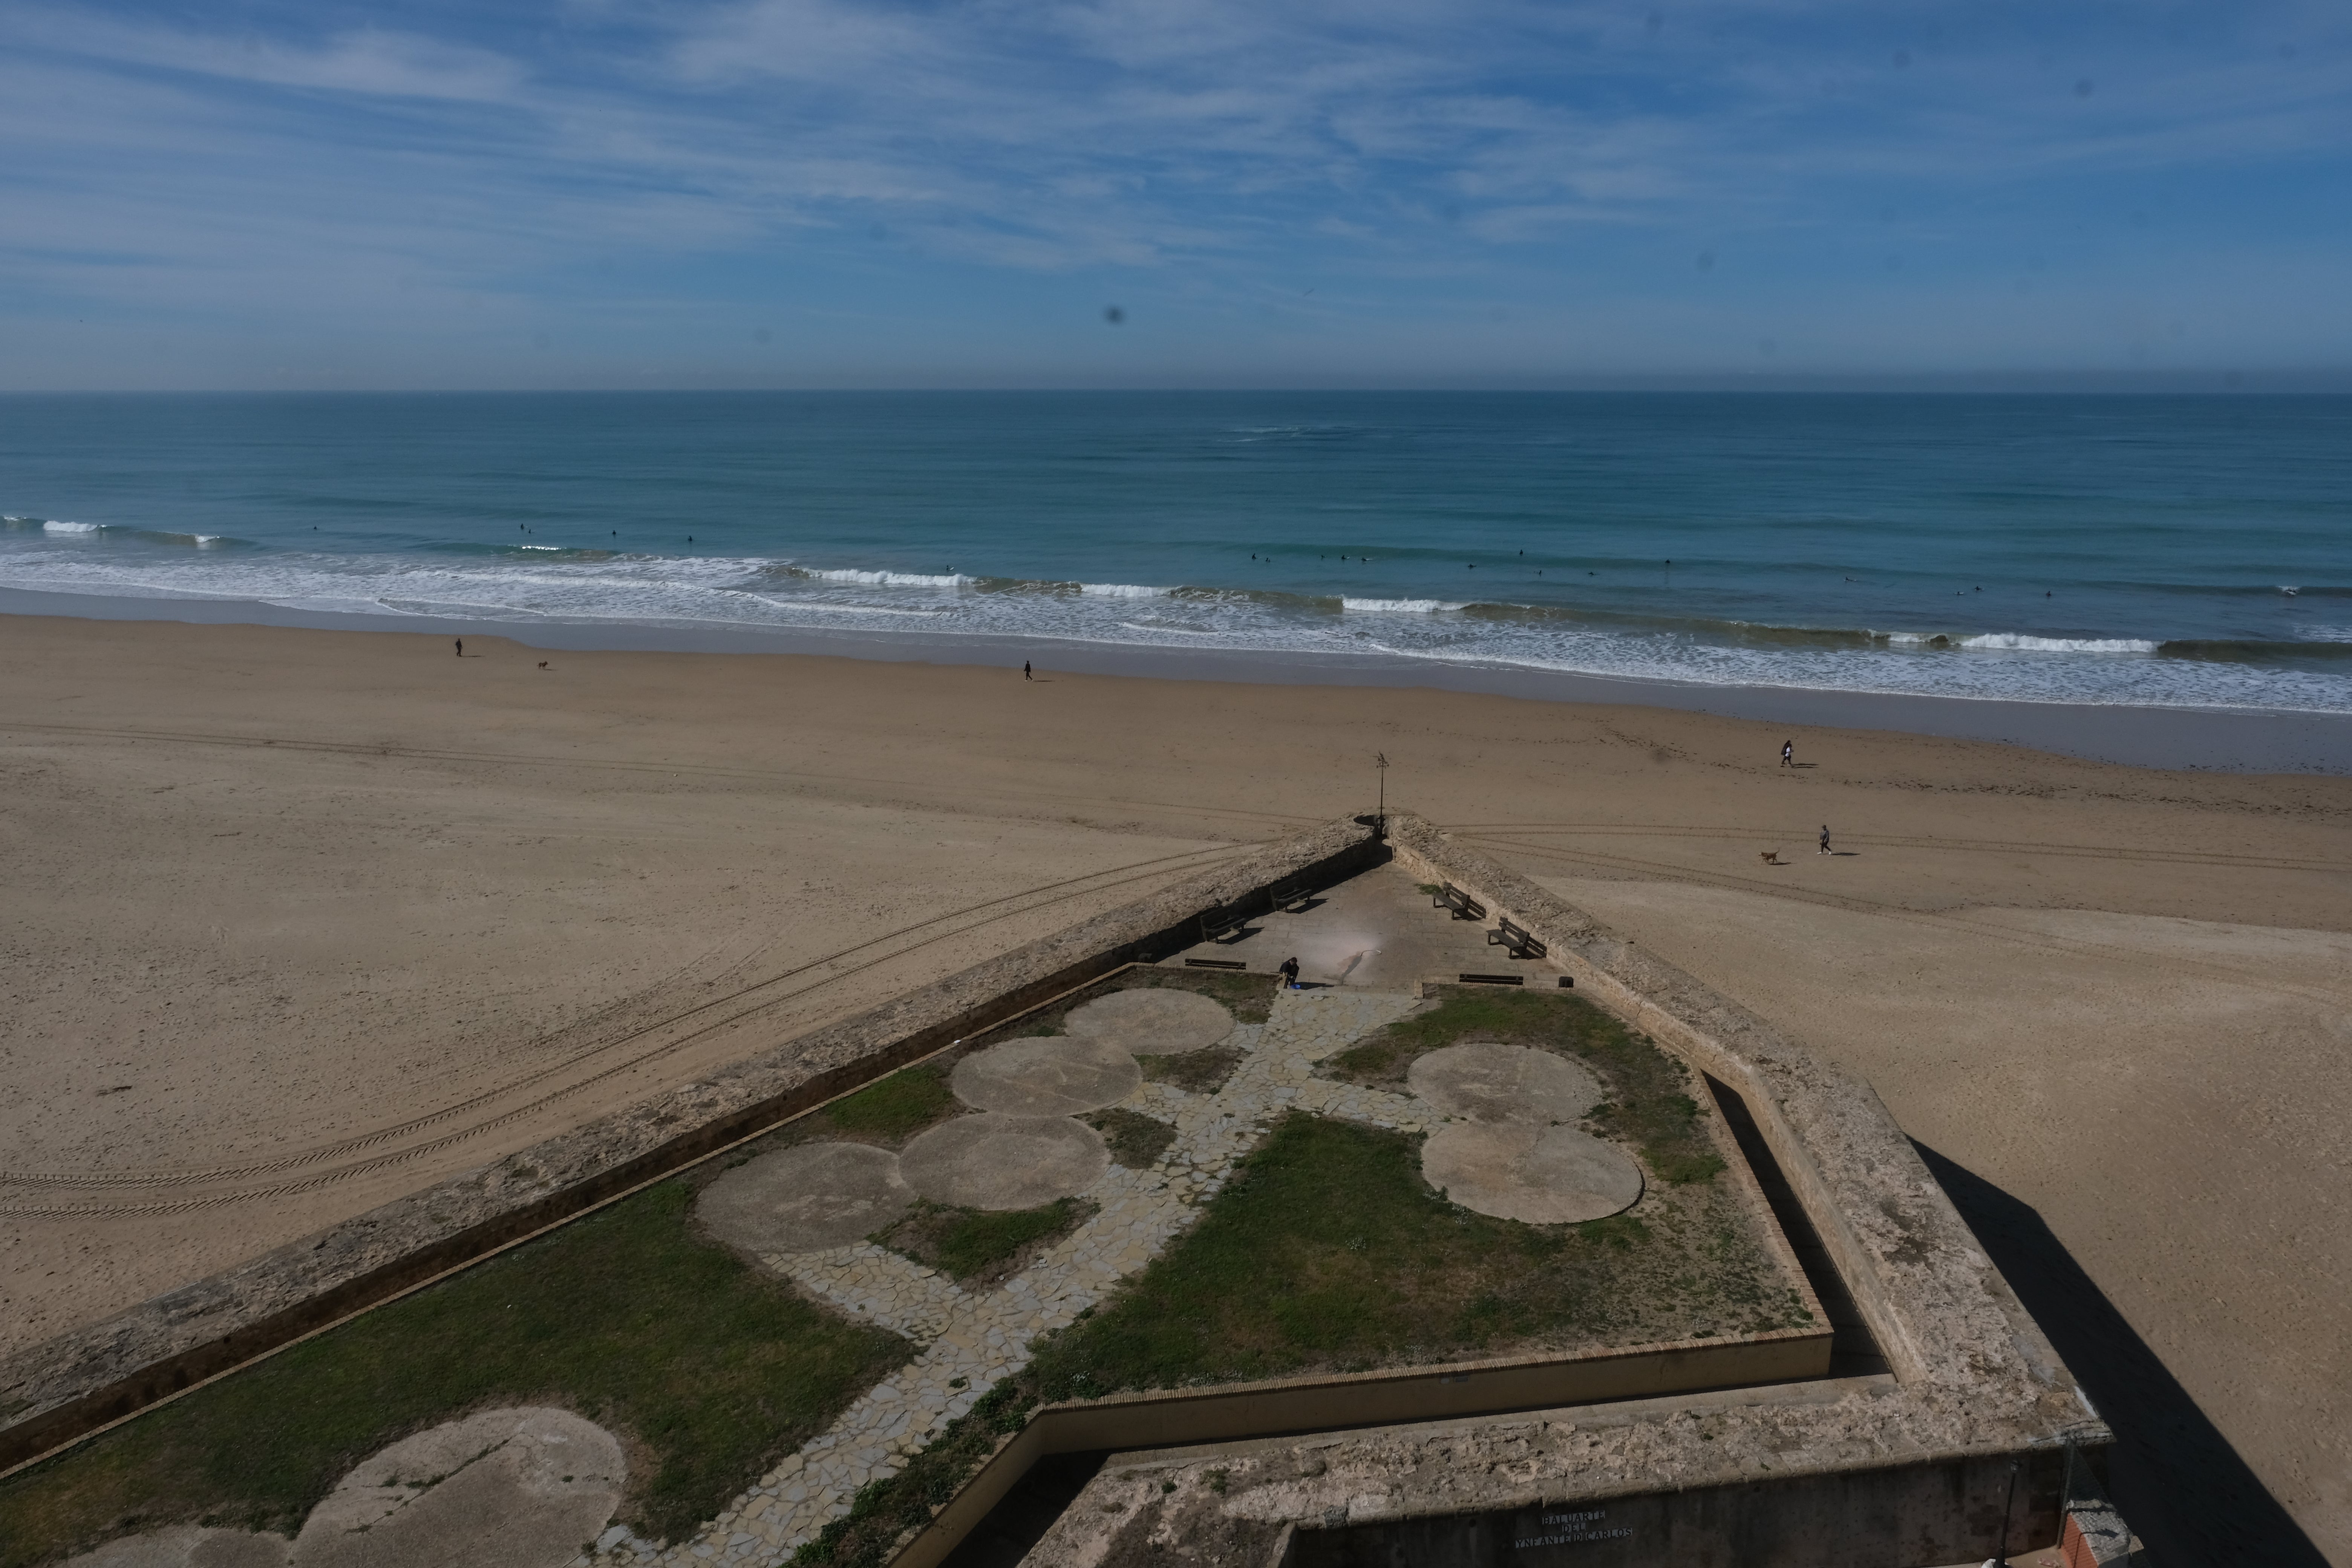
[[796, 1112, 1810, 1567], [1330, 987, 1727, 1184], [875, 1198, 1093, 1287], [1023, 1113, 1799, 1397], [820, 1064, 957, 1140], [0, 1181, 908, 1568]]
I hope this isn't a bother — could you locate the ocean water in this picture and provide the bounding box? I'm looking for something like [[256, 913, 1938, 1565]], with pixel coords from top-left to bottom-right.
[[2, 392, 2348, 713]]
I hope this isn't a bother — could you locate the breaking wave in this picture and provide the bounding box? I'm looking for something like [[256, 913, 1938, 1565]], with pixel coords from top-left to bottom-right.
[[1955, 633, 2162, 654], [1, 533, 2347, 714], [1343, 597, 1461, 613], [792, 567, 972, 587]]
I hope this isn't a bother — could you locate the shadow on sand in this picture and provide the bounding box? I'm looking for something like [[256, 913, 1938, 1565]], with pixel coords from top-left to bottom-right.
[[1913, 1141, 2328, 1568]]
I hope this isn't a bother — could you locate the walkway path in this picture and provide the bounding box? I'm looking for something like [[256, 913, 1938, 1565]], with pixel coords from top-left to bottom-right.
[[584, 987, 1424, 1567]]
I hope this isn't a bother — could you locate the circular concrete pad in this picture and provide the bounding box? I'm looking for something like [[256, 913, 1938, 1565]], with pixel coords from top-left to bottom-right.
[[290, 1407, 623, 1568], [65, 1529, 287, 1568], [1409, 1043, 1603, 1125], [698, 1141, 913, 1254], [1063, 988, 1235, 1055], [1422, 1122, 1644, 1224], [951, 1036, 1142, 1116], [900, 1114, 1110, 1210]]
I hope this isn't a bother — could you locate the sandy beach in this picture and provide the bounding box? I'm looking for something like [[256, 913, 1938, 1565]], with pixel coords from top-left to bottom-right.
[[3, 612, 2347, 1563]]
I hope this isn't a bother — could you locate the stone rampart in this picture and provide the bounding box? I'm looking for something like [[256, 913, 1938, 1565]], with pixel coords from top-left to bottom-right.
[[0, 817, 1384, 1476]]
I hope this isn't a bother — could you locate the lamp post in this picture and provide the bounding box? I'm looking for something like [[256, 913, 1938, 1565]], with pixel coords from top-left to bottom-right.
[[1995, 1458, 2021, 1566]]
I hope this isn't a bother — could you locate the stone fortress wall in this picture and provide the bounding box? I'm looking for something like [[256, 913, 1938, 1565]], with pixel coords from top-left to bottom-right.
[[2, 810, 2119, 1568], [1040, 815, 2115, 1568], [0, 818, 1385, 1476]]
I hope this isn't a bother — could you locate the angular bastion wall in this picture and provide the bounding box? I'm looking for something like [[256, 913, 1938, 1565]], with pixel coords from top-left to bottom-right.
[[2, 810, 2112, 1568]]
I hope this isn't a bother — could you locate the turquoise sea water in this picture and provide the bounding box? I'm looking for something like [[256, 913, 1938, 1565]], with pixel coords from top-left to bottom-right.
[[2, 392, 2347, 712]]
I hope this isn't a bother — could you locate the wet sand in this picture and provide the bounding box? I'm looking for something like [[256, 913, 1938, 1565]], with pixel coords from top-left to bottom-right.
[[2, 612, 2346, 1561]]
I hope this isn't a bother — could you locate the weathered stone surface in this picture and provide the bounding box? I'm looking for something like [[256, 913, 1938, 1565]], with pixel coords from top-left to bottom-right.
[[900, 1116, 1111, 1210], [698, 1143, 913, 1256], [1407, 1043, 1602, 1125], [951, 1037, 1142, 1116], [289, 1407, 623, 1568], [1065, 989, 1236, 1055], [1421, 1121, 1642, 1223]]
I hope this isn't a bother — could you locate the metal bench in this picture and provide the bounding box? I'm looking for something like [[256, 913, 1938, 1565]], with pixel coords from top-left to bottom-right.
[[1432, 882, 1487, 921], [1488, 916, 1548, 960]]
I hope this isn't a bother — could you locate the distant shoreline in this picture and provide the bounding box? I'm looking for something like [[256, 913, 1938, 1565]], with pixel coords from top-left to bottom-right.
[[6, 583, 2350, 775]]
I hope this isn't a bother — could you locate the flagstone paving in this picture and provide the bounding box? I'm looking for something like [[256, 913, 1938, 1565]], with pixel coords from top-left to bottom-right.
[[583, 986, 1427, 1567]]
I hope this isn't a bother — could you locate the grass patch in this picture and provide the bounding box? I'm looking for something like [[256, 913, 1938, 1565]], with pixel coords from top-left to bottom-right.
[[970, 966, 1277, 1047], [792, 1113, 1811, 1565], [1085, 1108, 1178, 1169], [1330, 987, 1725, 1185], [821, 1066, 956, 1141], [874, 1199, 1093, 1288], [1135, 1045, 1244, 1095], [0, 1181, 908, 1568], [1021, 1115, 1803, 1398]]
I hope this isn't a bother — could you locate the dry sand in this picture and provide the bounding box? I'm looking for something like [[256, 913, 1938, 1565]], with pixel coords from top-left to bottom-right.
[[3, 613, 2347, 1564]]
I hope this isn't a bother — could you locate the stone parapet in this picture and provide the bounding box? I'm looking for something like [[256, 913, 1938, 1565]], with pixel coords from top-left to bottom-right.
[[0, 816, 1384, 1476], [1017, 813, 2112, 1568]]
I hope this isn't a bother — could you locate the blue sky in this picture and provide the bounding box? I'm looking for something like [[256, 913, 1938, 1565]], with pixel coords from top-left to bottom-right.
[[3, 0, 2348, 389]]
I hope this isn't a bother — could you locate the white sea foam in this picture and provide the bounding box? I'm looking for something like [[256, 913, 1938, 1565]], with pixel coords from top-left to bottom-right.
[[0, 535, 2344, 715], [743, 596, 943, 617], [1080, 582, 1168, 598], [43, 521, 100, 534], [1959, 633, 2160, 654], [1342, 597, 1459, 613], [800, 568, 971, 587]]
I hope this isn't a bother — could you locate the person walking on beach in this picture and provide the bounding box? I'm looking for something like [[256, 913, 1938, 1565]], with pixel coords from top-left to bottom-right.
[[1818, 824, 1832, 856], [1279, 956, 1302, 989], [1023, 661, 1032, 681], [1781, 740, 1793, 768], [454, 639, 462, 658]]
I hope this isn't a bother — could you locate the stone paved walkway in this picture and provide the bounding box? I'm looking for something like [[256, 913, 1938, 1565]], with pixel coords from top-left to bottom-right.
[[580, 986, 1425, 1568]]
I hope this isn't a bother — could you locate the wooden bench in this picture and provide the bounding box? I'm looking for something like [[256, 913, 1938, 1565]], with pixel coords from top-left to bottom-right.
[[1432, 882, 1487, 921], [1487, 916, 1548, 960], [1268, 877, 1315, 914], [1200, 904, 1251, 943], [1458, 972, 1524, 986], [1184, 956, 1249, 972]]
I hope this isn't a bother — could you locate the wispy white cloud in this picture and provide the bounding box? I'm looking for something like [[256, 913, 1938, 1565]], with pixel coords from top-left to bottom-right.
[[0, 0, 2348, 386]]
